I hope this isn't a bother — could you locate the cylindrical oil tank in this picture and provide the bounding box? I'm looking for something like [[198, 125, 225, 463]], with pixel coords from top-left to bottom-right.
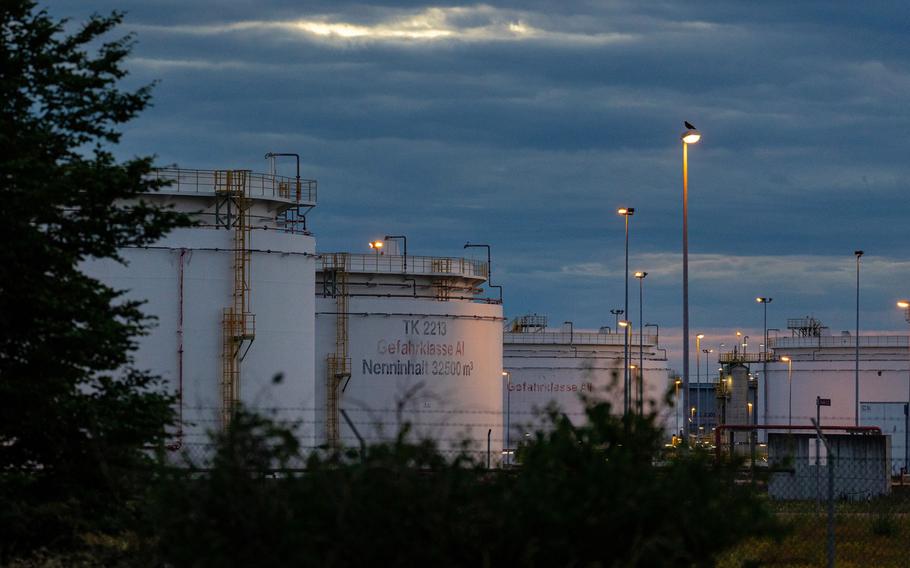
[[315, 252, 504, 461], [503, 319, 670, 457], [80, 168, 318, 456], [720, 363, 754, 449]]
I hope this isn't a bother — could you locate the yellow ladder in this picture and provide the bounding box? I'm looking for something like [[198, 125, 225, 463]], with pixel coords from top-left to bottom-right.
[[325, 253, 350, 448], [216, 170, 255, 429]]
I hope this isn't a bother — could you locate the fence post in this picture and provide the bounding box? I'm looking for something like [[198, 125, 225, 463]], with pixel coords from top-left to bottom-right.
[[811, 417, 835, 568], [827, 449, 835, 568]]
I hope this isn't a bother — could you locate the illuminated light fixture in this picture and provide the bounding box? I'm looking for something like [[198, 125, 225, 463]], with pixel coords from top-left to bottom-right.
[[634, 271, 647, 279], [780, 356, 791, 362], [618, 320, 630, 328], [368, 240, 384, 249], [681, 123, 701, 144], [898, 301, 910, 309], [756, 297, 772, 304], [696, 333, 705, 339], [617, 207, 635, 216]]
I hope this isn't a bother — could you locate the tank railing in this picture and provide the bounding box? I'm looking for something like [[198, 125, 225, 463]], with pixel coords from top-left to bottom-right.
[[503, 331, 658, 346], [148, 167, 317, 205], [718, 352, 777, 364], [769, 336, 910, 349], [321, 253, 489, 280]]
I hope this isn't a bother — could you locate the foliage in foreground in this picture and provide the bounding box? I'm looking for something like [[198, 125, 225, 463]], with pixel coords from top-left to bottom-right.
[[0, 1, 188, 561], [152, 402, 781, 567]]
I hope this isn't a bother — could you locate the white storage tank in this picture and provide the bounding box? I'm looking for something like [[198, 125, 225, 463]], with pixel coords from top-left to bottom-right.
[[503, 315, 670, 456], [763, 319, 910, 475], [315, 248, 504, 461], [81, 164, 319, 455]]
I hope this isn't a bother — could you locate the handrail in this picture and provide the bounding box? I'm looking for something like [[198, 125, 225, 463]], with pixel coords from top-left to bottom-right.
[[321, 253, 489, 280], [718, 352, 777, 363], [148, 167, 317, 205], [770, 336, 909, 349], [503, 331, 658, 346]]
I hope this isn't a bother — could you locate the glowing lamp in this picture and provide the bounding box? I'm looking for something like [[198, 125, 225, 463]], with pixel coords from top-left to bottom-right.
[[682, 130, 701, 144]]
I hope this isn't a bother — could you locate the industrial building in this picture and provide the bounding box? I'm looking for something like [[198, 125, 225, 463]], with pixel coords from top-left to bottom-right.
[[503, 315, 670, 456], [709, 316, 910, 474], [764, 317, 909, 474]]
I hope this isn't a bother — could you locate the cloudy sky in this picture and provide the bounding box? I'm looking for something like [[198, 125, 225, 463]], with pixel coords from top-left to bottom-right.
[[53, 1, 910, 370]]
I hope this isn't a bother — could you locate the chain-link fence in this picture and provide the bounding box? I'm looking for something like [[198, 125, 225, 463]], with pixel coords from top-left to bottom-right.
[[718, 428, 910, 568]]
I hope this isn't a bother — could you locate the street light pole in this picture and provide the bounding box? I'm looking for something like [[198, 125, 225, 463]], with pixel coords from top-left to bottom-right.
[[703, 349, 713, 381], [635, 271, 648, 414], [695, 333, 704, 442], [502, 370, 512, 466], [610, 309, 624, 335], [368, 240, 384, 269], [681, 123, 701, 439], [781, 356, 792, 429], [757, 297, 773, 430], [855, 250, 864, 426], [619, 320, 632, 414], [675, 378, 682, 441], [897, 300, 910, 472], [618, 208, 635, 415]]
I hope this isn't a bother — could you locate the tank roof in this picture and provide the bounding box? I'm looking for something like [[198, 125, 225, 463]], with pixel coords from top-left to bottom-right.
[[148, 167, 317, 207], [318, 252, 488, 282]]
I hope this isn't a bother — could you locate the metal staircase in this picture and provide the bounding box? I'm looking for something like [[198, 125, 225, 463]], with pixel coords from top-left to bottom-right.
[[324, 253, 351, 449], [215, 170, 255, 429]]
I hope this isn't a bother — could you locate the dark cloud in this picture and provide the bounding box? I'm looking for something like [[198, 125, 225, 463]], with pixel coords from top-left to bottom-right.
[[47, 1, 910, 368]]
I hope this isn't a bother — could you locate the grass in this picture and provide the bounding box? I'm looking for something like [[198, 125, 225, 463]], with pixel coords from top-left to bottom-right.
[[717, 492, 910, 568]]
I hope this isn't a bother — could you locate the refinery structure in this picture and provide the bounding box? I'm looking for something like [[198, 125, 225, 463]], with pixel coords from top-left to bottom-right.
[[697, 315, 910, 475], [82, 155, 910, 474]]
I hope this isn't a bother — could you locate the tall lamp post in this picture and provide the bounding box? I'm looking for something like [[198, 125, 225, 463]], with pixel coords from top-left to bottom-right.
[[703, 349, 714, 381], [674, 377, 682, 441], [681, 123, 701, 438], [619, 319, 632, 413], [368, 240, 384, 269], [757, 297, 773, 429], [780, 356, 792, 429], [703, 348, 713, 433], [695, 333, 704, 441], [618, 207, 635, 415], [855, 250, 864, 426], [502, 370, 512, 465], [610, 309, 624, 333], [634, 271, 648, 414], [897, 300, 910, 472]]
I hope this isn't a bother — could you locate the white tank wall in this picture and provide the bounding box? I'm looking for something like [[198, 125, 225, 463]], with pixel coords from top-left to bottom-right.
[[82, 226, 317, 453], [503, 342, 671, 443], [763, 352, 910, 473], [316, 297, 504, 459]]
